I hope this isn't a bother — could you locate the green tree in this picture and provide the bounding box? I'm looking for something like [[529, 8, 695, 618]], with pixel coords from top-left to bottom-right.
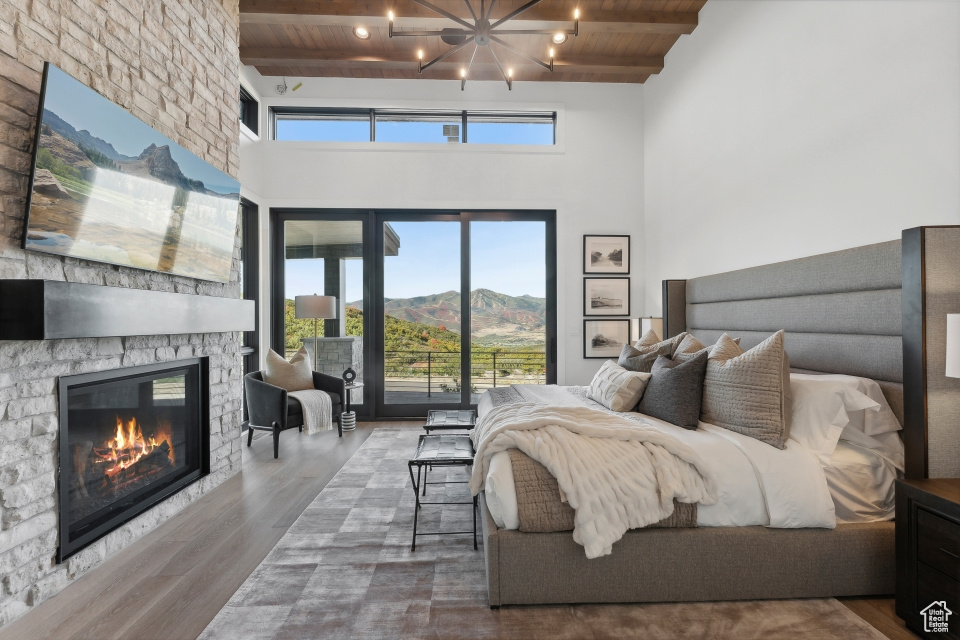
[[284, 298, 323, 354]]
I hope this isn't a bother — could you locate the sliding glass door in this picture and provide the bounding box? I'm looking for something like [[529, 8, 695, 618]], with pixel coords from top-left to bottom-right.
[[273, 209, 555, 419], [375, 215, 464, 416], [272, 212, 367, 414], [469, 217, 551, 403]]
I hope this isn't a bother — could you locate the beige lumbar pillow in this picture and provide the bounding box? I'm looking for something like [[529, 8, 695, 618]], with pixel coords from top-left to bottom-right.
[[588, 360, 652, 412], [675, 333, 740, 360], [634, 330, 687, 354], [263, 347, 314, 392], [700, 331, 792, 449]]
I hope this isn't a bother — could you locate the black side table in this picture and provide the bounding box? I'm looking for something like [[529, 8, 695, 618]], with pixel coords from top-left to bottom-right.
[[407, 434, 478, 552], [341, 382, 363, 431], [423, 409, 476, 433], [896, 478, 959, 639]]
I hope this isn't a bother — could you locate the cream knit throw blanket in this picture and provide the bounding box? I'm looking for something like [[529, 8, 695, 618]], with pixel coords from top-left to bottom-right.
[[470, 402, 717, 558], [287, 389, 333, 435]]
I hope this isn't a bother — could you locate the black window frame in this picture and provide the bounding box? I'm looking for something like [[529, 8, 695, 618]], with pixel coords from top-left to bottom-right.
[[239, 86, 259, 135], [270, 108, 556, 145], [270, 209, 557, 420]]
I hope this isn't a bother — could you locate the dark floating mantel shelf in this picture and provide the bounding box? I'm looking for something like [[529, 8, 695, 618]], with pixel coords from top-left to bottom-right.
[[0, 280, 255, 340]]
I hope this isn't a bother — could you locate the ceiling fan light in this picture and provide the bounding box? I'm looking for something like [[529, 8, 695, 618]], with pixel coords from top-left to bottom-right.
[[552, 33, 566, 44], [353, 26, 370, 40]]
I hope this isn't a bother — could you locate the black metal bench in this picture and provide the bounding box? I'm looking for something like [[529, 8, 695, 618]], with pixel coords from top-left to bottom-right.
[[407, 434, 478, 552]]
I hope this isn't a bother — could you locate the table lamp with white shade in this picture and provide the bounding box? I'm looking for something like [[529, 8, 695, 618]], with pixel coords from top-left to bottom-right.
[[295, 294, 337, 371], [947, 314, 960, 379]]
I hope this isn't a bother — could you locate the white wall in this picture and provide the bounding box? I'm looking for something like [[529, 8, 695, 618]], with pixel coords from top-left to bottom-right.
[[643, 0, 960, 313], [239, 68, 645, 384]]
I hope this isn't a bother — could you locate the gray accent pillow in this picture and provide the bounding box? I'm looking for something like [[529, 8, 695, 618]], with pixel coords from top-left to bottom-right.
[[618, 341, 672, 373], [637, 352, 708, 429], [588, 361, 652, 412], [700, 332, 793, 449]]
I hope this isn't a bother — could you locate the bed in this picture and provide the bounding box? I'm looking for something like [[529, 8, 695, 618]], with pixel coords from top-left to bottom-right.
[[476, 239, 909, 607]]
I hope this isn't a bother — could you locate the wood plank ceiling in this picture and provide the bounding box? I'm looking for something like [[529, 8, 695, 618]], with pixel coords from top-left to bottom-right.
[[239, 1, 708, 84]]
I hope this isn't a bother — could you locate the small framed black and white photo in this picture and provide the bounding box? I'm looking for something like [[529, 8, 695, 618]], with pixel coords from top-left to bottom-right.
[[584, 277, 630, 316], [583, 235, 630, 274], [583, 319, 630, 359]]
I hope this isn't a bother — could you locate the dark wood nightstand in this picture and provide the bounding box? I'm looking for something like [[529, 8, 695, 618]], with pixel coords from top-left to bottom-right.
[[896, 478, 960, 639]]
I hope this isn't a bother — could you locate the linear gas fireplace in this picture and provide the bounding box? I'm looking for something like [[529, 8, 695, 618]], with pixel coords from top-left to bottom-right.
[[57, 358, 209, 561]]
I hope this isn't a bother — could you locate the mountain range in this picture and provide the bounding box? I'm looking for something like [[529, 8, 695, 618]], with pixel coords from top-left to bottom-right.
[[348, 289, 546, 346], [40, 109, 230, 196]]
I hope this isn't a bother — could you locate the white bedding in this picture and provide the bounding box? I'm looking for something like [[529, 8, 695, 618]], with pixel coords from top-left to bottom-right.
[[480, 385, 836, 531], [470, 400, 717, 558]]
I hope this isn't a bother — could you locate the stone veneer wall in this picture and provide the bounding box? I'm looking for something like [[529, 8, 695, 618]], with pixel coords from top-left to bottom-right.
[[302, 337, 363, 403], [0, 0, 241, 626]]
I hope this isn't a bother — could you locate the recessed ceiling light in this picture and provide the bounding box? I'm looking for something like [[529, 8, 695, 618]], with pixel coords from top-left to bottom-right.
[[552, 33, 567, 44], [354, 26, 370, 40]]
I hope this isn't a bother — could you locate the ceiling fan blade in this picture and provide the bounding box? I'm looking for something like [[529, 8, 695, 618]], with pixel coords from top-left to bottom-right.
[[410, 0, 475, 30], [489, 0, 542, 30]]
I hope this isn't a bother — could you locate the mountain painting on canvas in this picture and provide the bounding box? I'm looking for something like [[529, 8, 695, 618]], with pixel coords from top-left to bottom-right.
[[24, 64, 240, 282]]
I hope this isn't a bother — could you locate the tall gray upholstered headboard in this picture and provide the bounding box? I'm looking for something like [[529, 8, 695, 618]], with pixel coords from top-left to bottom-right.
[[661, 240, 905, 437], [663, 228, 960, 480]]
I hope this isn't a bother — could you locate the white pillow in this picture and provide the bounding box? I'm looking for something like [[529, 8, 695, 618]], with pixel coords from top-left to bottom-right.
[[789, 375, 879, 466], [791, 374, 901, 435], [263, 347, 314, 392], [588, 361, 652, 412]]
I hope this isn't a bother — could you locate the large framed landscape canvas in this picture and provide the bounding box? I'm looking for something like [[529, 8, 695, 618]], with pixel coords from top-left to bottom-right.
[[23, 63, 241, 283], [583, 319, 630, 359], [583, 234, 629, 274]]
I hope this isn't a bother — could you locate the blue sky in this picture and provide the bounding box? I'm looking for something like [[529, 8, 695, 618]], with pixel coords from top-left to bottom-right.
[[285, 220, 546, 301], [42, 65, 239, 194], [276, 118, 553, 145]]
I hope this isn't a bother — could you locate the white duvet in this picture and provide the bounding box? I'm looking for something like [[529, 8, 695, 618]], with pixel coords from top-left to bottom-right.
[[478, 385, 836, 534], [470, 401, 718, 558]]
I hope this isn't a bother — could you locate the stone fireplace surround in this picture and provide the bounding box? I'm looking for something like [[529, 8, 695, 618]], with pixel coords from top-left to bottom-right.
[[0, 0, 243, 627], [0, 276, 248, 625]]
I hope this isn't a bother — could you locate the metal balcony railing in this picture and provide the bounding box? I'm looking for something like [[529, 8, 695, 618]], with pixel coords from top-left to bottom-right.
[[384, 350, 546, 396]]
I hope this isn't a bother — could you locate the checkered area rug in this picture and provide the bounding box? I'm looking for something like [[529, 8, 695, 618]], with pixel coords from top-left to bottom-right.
[[199, 428, 887, 640]]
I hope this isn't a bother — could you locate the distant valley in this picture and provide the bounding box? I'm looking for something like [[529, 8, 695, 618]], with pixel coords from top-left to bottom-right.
[[348, 288, 546, 347]]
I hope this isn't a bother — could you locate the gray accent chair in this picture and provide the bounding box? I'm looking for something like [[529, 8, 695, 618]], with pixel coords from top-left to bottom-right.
[[243, 371, 344, 458]]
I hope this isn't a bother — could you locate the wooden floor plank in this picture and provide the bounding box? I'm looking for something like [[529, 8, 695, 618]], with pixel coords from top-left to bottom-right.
[[839, 597, 919, 640], [0, 422, 911, 640], [0, 425, 373, 640]]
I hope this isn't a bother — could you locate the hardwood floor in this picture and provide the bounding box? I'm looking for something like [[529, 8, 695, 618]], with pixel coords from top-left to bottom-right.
[[839, 597, 919, 640], [0, 422, 917, 640], [0, 423, 383, 640]]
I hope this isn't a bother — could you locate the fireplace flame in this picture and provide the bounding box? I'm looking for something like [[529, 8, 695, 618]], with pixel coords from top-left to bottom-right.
[[102, 416, 173, 477]]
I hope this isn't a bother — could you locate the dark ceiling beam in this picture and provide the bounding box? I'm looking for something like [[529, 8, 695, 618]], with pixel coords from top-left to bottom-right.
[[239, 1, 698, 35], [240, 47, 664, 76]]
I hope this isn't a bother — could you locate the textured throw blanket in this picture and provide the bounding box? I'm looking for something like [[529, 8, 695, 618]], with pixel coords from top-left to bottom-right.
[[470, 402, 716, 558], [507, 449, 697, 533], [287, 389, 332, 435]]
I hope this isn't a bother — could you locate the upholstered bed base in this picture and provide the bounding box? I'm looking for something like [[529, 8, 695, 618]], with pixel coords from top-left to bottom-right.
[[479, 239, 907, 607], [481, 496, 894, 607]]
